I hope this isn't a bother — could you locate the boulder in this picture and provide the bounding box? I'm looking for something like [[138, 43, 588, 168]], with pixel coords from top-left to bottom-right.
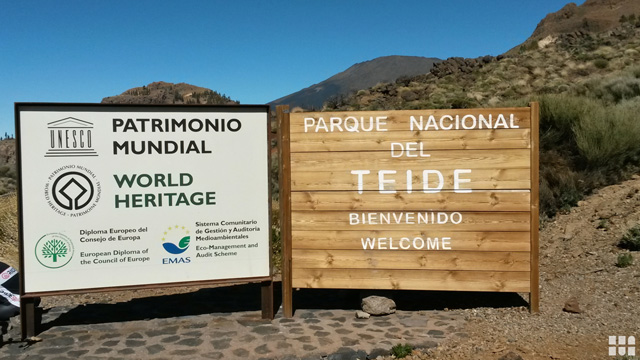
[[361, 296, 396, 315], [498, 351, 524, 360], [400, 90, 419, 102], [563, 296, 583, 313]]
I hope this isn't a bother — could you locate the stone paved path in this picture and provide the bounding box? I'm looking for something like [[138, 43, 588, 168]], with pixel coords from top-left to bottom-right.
[[0, 285, 476, 359]]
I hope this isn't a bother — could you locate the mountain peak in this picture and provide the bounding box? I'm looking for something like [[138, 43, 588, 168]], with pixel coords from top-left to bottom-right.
[[101, 81, 238, 105], [269, 55, 441, 110], [529, 0, 640, 41]]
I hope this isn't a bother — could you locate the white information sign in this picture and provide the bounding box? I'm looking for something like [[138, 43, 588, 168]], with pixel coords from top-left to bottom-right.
[[17, 104, 271, 293]]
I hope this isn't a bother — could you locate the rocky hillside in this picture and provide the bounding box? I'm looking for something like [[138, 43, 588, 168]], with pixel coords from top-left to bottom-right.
[[0, 140, 17, 195], [329, 23, 640, 111], [326, 19, 640, 219], [514, 0, 640, 52], [270, 55, 441, 110], [101, 81, 238, 105]]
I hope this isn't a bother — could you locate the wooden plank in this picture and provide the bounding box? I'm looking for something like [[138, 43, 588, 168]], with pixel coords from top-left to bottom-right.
[[292, 249, 530, 271], [291, 168, 530, 191], [290, 108, 531, 133], [290, 129, 531, 152], [292, 268, 530, 292], [291, 191, 530, 212], [291, 211, 530, 231], [529, 102, 540, 313], [277, 105, 293, 318], [291, 149, 530, 173], [291, 231, 531, 251]]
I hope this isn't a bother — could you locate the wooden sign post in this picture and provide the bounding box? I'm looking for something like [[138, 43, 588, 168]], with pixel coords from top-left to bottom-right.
[[278, 104, 539, 316]]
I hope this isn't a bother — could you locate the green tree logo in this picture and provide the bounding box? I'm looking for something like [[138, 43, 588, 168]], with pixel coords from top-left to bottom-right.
[[35, 233, 74, 269], [41, 239, 68, 263]]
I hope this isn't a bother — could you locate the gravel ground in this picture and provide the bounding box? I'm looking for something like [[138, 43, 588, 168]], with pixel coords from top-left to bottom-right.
[[376, 176, 640, 360]]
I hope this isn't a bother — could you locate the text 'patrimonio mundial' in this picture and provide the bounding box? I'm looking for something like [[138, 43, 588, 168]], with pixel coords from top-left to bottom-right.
[[111, 117, 242, 155]]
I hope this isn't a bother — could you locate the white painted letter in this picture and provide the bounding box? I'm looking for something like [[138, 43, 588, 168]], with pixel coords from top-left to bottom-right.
[[423, 170, 444, 193], [329, 117, 343, 132], [376, 116, 388, 131], [450, 212, 462, 224], [304, 118, 315, 132], [454, 169, 472, 193], [410, 115, 422, 131], [379, 170, 397, 194], [390, 143, 404, 158], [361, 237, 376, 249], [351, 170, 370, 194], [316, 117, 328, 132], [349, 213, 360, 225], [509, 114, 519, 128]]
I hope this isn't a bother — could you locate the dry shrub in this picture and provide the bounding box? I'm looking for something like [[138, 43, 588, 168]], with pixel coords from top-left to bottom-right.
[[574, 101, 640, 168], [0, 193, 19, 267], [520, 93, 640, 217], [271, 200, 282, 272], [539, 151, 583, 216], [575, 66, 640, 103]]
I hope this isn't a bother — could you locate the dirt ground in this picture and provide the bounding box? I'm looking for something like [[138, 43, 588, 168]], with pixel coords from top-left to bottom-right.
[[379, 175, 640, 360]]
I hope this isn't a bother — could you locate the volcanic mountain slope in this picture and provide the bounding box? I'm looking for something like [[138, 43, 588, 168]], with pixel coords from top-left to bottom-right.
[[269, 55, 441, 110], [515, 0, 640, 51], [101, 81, 238, 105], [327, 22, 640, 111]]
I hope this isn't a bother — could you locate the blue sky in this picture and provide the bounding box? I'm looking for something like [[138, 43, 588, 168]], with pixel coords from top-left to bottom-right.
[[1, 0, 584, 136]]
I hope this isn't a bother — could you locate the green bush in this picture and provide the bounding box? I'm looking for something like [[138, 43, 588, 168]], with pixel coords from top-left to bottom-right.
[[592, 77, 640, 103], [574, 102, 640, 168], [614, 355, 639, 360], [593, 58, 609, 69], [616, 253, 633, 268], [539, 151, 583, 215], [391, 344, 413, 359], [0, 193, 18, 247], [620, 225, 640, 251], [538, 94, 591, 152], [271, 204, 282, 271], [519, 40, 539, 53], [576, 67, 640, 104], [449, 96, 476, 109], [531, 93, 640, 216]]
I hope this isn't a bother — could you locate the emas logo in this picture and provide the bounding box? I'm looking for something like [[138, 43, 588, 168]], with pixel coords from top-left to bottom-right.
[[161, 225, 191, 264]]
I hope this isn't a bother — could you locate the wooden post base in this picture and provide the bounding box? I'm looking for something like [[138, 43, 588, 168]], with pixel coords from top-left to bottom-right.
[[20, 297, 38, 340], [261, 281, 275, 319]]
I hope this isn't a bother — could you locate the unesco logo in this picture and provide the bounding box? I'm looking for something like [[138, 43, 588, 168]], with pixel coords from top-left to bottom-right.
[[44, 165, 101, 217], [46, 117, 97, 158]]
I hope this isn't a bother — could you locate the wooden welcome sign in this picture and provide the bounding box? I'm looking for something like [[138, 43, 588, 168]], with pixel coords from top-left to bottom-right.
[[277, 103, 539, 316]]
